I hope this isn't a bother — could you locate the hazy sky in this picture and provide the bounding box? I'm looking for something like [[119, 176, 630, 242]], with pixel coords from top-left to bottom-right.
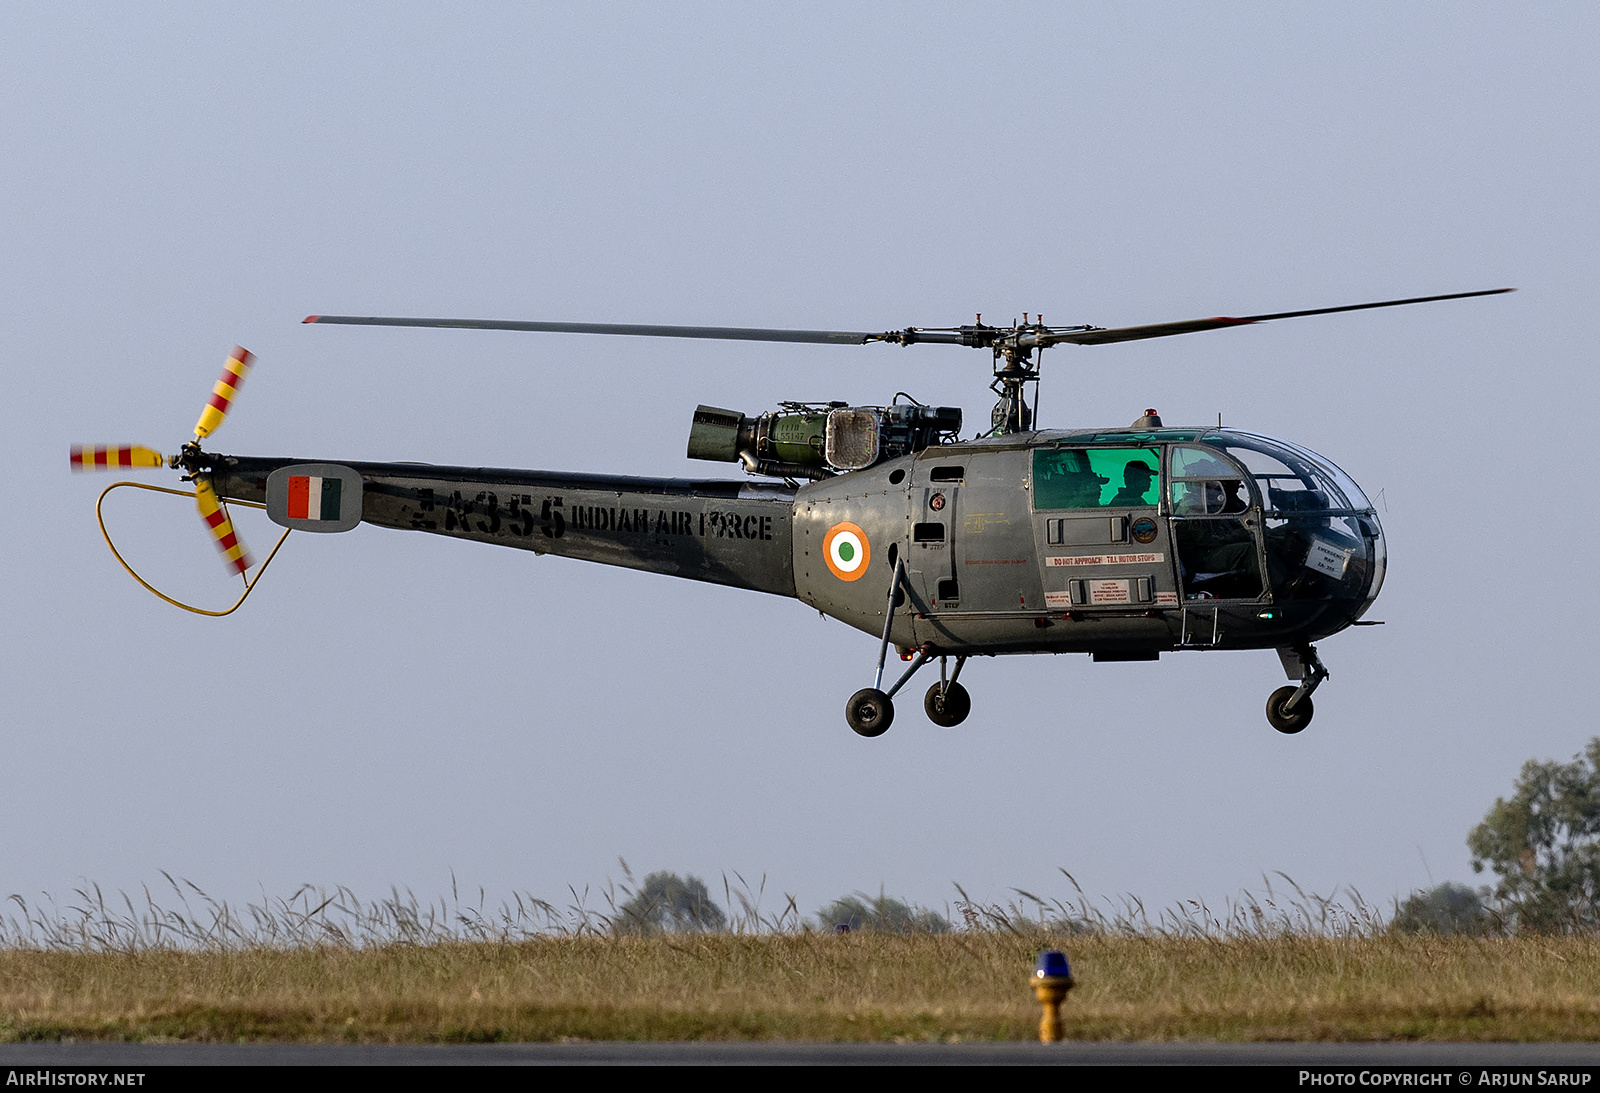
[[3, 3, 1594, 925]]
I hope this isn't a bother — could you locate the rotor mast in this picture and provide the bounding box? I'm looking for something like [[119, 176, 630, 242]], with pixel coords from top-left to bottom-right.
[[986, 318, 1051, 435], [991, 342, 1036, 435], [863, 315, 1093, 435]]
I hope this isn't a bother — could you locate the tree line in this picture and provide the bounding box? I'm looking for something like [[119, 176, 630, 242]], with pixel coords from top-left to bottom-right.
[[614, 739, 1600, 938], [1394, 738, 1600, 935]]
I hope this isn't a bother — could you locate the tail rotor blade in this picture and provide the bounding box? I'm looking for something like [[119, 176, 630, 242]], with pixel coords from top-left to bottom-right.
[[194, 478, 254, 577], [193, 346, 254, 441], [70, 445, 166, 472]]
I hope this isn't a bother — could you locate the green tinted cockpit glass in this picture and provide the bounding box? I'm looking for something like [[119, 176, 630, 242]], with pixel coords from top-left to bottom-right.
[[1169, 446, 1237, 479], [1034, 447, 1160, 509]]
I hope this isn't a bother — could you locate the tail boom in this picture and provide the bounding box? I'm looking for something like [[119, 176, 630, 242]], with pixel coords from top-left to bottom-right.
[[209, 456, 797, 597]]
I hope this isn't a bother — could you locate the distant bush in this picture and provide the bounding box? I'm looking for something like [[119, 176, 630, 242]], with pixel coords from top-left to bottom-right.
[[816, 892, 949, 934], [615, 872, 727, 935], [1389, 883, 1495, 937]]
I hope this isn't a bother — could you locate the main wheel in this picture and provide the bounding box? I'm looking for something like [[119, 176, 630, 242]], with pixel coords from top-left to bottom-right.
[[924, 681, 971, 727], [846, 688, 894, 737], [1266, 685, 1314, 734]]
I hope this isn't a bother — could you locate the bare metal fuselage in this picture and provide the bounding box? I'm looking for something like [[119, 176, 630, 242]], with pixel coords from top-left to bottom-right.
[[212, 425, 1383, 661]]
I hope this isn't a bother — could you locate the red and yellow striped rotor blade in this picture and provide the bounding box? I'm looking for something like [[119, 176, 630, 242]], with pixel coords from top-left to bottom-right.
[[69, 445, 166, 472], [194, 478, 254, 577], [193, 346, 254, 441]]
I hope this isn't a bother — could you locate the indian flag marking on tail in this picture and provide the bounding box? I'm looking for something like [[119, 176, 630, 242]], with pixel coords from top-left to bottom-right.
[[286, 475, 343, 521], [265, 464, 364, 533], [823, 521, 870, 581]]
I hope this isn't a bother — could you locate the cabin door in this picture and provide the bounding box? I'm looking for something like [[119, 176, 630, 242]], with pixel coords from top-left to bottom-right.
[[1030, 445, 1179, 612]]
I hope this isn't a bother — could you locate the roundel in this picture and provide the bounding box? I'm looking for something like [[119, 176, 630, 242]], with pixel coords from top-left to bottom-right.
[[823, 521, 871, 581]]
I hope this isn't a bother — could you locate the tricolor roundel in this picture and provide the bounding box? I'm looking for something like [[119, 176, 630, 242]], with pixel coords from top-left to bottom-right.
[[266, 464, 363, 533], [823, 521, 870, 581]]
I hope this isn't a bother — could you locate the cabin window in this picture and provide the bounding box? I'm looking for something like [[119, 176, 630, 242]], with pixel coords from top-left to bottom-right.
[[1170, 479, 1253, 515], [1168, 445, 1255, 515], [1033, 447, 1160, 509], [1169, 446, 1237, 480]]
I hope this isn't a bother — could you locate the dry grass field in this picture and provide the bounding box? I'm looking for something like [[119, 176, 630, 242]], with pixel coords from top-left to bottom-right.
[[1, 880, 1597, 1043], [2, 934, 1600, 1043]]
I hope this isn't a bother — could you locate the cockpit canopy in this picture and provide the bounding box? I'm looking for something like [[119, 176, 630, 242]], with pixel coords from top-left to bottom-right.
[[1042, 428, 1373, 512], [1033, 427, 1385, 617], [1202, 430, 1373, 514]]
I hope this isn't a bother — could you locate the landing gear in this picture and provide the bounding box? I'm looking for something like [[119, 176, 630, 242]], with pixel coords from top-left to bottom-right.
[[1266, 686, 1313, 733], [846, 567, 972, 736], [1267, 643, 1328, 734], [846, 688, 894, 737], [846, 652, 968, 735], [924, 681, 971, 727]]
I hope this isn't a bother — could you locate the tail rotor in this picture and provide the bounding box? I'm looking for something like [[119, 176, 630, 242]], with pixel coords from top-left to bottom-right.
[[71, 346, 258, 577]]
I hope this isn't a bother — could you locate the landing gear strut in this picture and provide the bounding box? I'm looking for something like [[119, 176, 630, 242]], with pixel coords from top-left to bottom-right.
[[924, 655, 970, 727], [1267, 644, 1328, 734], [846, 560, 975, 736]]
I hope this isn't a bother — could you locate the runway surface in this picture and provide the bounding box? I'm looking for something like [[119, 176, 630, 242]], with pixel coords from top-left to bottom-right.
[[4, 1041, 1600, 1065]]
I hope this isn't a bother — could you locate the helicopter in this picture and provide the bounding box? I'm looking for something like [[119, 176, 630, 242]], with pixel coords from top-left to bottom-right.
[[72, 287, 1511, 736]]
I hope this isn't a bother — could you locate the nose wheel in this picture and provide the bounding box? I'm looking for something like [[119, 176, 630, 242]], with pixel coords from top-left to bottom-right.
[[1265, 686, 1313, 733], [1267, 644, 1327, 733]]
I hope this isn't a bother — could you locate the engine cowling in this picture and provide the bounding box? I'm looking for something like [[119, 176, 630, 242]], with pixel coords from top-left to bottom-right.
[[687, 402, 961, 480]]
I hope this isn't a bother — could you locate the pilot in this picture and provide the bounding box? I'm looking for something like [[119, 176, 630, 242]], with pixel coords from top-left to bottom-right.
[[1178, 480, 1260, 597], [1110, 461, 1157, 507], [1206, 478, 1248, 514]]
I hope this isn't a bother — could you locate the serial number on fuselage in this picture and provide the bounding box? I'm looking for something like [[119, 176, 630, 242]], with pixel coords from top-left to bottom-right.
[[404, 489, 776, 543]]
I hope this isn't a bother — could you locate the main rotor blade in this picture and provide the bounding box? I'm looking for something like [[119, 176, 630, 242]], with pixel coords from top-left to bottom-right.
[[306, 287, 1513, 353], [304, 315, 881, 345], [1045, 288, 1515, 346]]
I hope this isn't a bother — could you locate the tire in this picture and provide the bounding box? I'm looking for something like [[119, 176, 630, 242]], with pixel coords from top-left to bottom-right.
[[846, 688, 894, 737], [924, 681, 971, 727], [1266, 685, 1313, 734]]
